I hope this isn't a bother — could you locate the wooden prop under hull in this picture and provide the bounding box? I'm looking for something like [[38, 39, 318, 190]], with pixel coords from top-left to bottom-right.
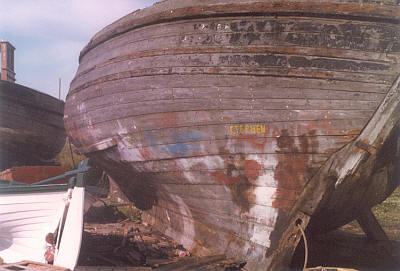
[[64, 1, 400, 270]]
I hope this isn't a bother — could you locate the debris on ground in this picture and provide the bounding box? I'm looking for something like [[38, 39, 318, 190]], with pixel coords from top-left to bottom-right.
[[78, 202, 245, 271], [0, 261, 69, 271]]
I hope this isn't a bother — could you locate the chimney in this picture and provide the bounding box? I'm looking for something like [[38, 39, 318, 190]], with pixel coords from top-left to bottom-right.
[[0, 41, 16, 83]]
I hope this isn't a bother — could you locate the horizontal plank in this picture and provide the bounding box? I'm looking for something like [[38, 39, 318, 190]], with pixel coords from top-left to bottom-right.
[[152, 193, 280, 229], [74, 50, 396, 89], [1, 100, 65, 129], [0, 110, 64, 136], [66, 88, 382, 114], [115, 141, 335, 161], [108, 152, 329, 175], [77, 16, 400, 74], [65, 116, 368, 153], [78, 45, 399, 85], [72, 55, 396, 93], [70, 124, 354, 158], [66, 84, 385, 111], [143, 199, 277, 251], [111, 166, 310, 198], [108, 170, 306, 217], [0, 81, 64, 115], [68, 97, 379, 118], [152, 198, 278, 247], [66, 119, 366, 152], [80, 0, 400, 63], [69, 74, 390, 104], [65, 104, 374, 130], [88, 122, 359, 147], [71, 67, 395, 97], [112, 135, 353, 161], [158, 183, 298, 206]]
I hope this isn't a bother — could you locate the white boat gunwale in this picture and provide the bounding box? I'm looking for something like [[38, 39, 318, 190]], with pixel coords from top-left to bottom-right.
[[0, 159, 88, 194], [0, 181, 70, 194]]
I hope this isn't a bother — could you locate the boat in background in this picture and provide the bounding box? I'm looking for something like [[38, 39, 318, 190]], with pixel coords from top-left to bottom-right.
[[0, 41, 66, 170], [64, 1, 400, 270], [0, 159, 90, 270], [0, 165, 69, 184]]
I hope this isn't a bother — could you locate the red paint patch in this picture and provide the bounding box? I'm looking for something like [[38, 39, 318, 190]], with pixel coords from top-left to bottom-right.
[[272, 130, 319, 212], [236, 134, 268, 151], [139, 147, 152, 160], [244, 159, 262, 180], [159, 112, 179, 128], [211, 170, 242, 184]]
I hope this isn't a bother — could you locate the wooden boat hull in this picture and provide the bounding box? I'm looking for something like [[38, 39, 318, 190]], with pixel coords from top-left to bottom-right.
[[64, 1, 400, 269], [0, 80, 66, 170]]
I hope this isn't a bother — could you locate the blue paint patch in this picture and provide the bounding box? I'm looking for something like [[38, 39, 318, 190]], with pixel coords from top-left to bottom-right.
[[146, 131, 157, 146], [176, 131, 203, 141], [163, 131, 203, 156]]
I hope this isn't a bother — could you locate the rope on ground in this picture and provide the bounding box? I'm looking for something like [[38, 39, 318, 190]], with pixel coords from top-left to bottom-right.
[[297, 222, 308, 270]]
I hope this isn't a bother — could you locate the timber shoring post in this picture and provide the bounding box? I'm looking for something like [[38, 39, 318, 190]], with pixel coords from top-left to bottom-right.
[[356, 208, 393, 255]]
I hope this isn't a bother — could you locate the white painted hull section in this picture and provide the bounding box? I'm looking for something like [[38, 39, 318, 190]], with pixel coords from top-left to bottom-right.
[[0, 187, 85, 270], [0, 191, 67, 263], [54, 187, 85, 270]]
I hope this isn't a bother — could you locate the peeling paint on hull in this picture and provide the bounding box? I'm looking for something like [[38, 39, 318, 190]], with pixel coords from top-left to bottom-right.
[[64, 1, 400, 270]]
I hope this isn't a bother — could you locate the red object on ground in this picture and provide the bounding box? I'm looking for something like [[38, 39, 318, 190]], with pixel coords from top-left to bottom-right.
[[0, 166, 69, 184]]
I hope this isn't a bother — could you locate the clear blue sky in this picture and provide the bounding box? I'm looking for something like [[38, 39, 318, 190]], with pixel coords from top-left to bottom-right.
[[0, 0, 159, 100]]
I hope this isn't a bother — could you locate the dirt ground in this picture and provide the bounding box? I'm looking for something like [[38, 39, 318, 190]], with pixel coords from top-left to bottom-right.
[[78, 202, 244, 270], [291, 187, 400, 271]]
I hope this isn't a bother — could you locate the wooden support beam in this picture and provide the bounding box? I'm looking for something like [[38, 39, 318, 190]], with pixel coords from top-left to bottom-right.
[[356, 208, 392, 254], [267, 75, 400, 269]]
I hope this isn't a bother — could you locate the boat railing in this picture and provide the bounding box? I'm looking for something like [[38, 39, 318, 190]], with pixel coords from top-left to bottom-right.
[[32, 159, 90, 187], [0, 159, 91, 188]]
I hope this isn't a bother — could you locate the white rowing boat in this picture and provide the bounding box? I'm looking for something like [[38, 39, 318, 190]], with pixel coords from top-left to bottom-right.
[[0, 159, 89, 270]]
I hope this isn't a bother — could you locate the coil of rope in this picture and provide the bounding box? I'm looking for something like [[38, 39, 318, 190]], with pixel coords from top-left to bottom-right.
[[296, 219, 308, 270]]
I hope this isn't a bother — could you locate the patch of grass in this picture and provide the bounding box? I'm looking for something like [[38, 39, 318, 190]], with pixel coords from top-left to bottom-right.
[[372, 186, 400, 240], [103, 196, 142, 221], [55, 140, 86, 170], [340, 187, 400, 240], [116, 205, 142, 221]]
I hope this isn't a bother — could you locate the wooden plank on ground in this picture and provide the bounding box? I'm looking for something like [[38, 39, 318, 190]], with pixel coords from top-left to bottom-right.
[[75, 267, 152, 271], [153, 255, 226, 271], [0, 261, 69, 271]]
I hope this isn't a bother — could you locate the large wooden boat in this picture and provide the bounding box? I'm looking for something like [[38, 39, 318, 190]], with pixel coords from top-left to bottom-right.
[[0, 80, 66, 170], [0, 41, 66, 170], [64, 1, 400, 270]]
